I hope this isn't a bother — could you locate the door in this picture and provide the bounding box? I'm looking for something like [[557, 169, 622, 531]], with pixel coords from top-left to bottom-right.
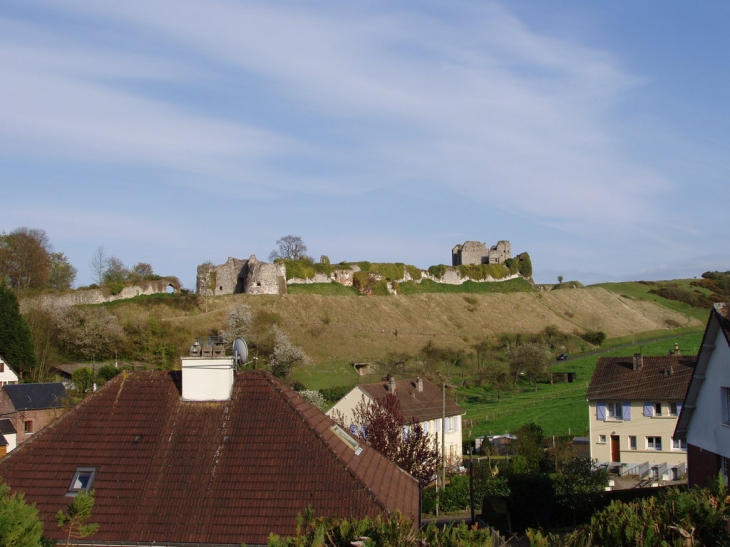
[[610, 435, 620, 462]]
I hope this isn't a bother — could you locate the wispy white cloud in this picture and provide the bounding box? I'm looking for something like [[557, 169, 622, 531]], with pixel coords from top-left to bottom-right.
[[0, 0, 724, 286]]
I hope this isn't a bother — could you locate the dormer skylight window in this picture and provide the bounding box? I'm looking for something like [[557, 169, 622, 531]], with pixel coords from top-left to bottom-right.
[[67, 467, 97, 496], [329, 424, 362, 455]]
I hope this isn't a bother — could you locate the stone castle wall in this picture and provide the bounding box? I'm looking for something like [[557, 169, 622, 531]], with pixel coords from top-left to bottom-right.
[[19, 278, 182, 313], [452, 240, 511, 266], [196, 255, 286, 297]]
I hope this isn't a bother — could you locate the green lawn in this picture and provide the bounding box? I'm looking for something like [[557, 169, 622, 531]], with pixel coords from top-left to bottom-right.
[[456, 330, 705, 439]]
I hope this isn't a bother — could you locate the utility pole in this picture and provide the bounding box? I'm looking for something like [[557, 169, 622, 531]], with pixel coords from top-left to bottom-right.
[[441, 383, 446, 487]]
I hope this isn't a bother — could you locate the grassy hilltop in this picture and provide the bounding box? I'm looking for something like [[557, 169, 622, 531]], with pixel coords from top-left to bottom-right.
[[93, 274, 721, 438]]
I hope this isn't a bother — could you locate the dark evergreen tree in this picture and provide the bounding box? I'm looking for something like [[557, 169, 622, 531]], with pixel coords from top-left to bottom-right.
[[0, 285, 37, 378]]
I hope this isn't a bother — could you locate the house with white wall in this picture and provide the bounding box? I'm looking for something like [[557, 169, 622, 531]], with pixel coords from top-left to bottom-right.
[[674, 302, 730, 487], [0, 356, 19, 386], [327, 376, 465, 466], [587, 352, 695, 480]]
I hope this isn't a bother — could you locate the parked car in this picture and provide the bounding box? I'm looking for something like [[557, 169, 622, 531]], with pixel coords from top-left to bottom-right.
[[556, 353, 569, 361]]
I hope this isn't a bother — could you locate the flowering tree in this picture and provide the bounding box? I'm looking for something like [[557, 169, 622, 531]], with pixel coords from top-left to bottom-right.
[[348, 393, 440, 486]]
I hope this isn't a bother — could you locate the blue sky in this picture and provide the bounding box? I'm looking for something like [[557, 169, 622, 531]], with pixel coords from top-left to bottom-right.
[[1, 1, 728, 289]]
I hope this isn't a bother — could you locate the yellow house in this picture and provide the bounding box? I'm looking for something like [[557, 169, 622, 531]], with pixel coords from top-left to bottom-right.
[[586, 353, 695, 480], [327, 376, 464, 466]]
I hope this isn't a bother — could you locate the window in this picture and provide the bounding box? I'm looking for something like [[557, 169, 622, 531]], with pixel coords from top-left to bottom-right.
[[629, 436, 637, 450], [67, 467, 97, 496], [672, 437, 687, 450], [24, 421, 33, 434], [670, 402, 679, 416], [654, 402, 662, 416], [599, 435, 606, 443], [647, 436, 662, 450], [723, 388, 730, 425], [607, 402, 623, 420]]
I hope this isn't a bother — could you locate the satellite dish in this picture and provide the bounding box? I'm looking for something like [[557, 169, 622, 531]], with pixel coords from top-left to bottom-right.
[[233, 337, 248, 367]]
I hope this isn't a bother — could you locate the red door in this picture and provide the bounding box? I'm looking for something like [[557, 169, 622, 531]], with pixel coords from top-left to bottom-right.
[[610, 435, 620, 462]]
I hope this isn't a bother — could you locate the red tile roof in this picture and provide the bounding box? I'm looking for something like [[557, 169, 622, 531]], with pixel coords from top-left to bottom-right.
[[586, 354, 695, 401], [0, 370, 419, 546], [357, 378, 463, 422]]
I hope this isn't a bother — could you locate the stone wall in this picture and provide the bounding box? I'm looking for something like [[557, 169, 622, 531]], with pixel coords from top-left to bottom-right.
[[452, 240, 511, 266], [196, 255, 286, 296], [244, 257, 287, 295], [20, 278, 182, 313]]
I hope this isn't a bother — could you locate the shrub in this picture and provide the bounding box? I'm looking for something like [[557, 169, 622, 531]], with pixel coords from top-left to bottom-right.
[[97, 364, 121, 383], [649, 286, 713, 308], [320, 385, 354, 402], [405, 264, 422, 280], [107, 283, 125, 295], [516, 252, 532, 277], [427, 264, 447, 278], [579, 330, 606, 346]]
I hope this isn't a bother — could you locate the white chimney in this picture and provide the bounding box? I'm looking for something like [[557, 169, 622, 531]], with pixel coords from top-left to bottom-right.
[[180, 341, 234, 401]]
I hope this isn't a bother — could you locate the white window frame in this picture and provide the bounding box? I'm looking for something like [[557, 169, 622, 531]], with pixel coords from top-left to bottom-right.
[[607, 402, 623, 420], [629, 436, 637, 450], [66, 467, 97, 497], [669, 402, 679, 416], [647, 436, 662, 451], [598, 435, 606, 443], [654, 402, 662, 416], [671, 437, 687, 451], [723, 388, 730, 425]]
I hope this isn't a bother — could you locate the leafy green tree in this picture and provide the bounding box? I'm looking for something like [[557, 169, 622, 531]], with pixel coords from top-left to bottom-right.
[[57, 491, 99, 547], [510, 423, 545, 474], [0, 228, 51, 290], [505, 340, 552, 389], [0, 481, 44, 547], [131, 262, 154, 279], [0, 285, 37, 378], [47, 252, 76, 291], [102, 257, 129, 285], [96, 364, 120, 384], [71, 368, 94, 396], [553, 457, 608, 525]]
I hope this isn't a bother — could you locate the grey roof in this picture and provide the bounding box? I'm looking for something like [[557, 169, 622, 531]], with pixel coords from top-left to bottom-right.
[[3, 383, 66, 411], [0, 418, 16, 434]]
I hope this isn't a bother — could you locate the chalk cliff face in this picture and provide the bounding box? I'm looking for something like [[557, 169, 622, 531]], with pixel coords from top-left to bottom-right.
[[19, 277, 182, 313]]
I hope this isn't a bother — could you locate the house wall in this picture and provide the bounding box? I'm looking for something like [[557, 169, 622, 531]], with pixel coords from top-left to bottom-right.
[[0, 359, 19, 386], [687, 443, 722, 487], [327, 387, 463, 465], [0, 392, 65, 446], [685, 329, 730, 461], [588, 400, 687, 466]]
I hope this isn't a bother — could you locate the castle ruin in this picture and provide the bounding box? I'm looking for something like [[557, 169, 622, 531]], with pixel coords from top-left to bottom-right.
[[196, 255, 286, 296], [452, 240, 511, 266]]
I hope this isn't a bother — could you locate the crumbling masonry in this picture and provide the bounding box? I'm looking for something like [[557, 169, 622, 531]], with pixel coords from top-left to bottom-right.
[[451, 240, 511, 266], [196, 255, 287, 296]]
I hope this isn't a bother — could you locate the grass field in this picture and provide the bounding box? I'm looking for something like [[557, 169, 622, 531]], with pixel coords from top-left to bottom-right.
[[456, 330, 705, 440]]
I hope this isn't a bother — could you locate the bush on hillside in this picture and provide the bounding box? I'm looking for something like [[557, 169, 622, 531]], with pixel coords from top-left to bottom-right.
[[649, 286, 713, 308], [552, 280, 584, 289], [579, 330, 606, 346], [428, 264, 447, 278], [516, 252, 532, 278]]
